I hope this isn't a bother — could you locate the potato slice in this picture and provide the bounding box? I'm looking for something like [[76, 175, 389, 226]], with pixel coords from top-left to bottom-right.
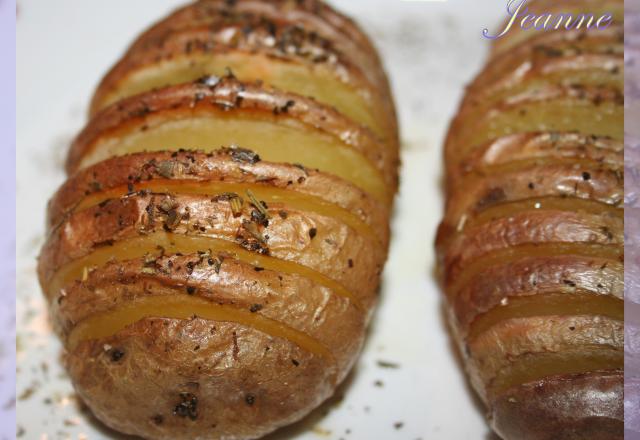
[[68, 79, 395, 203], [89, 7, 397, 141], [48, 232, 362, 310], [449, 87, 623, 164], [490, 349, 622, 394], [450, 255, 623, 334], [465, 196, 622, 229], [468, 292, 623, 340], [48, 150, 389, 243], [453, 133, 622, 179], [77, 181, 375, 242], [467, 314, 623, 397], [68, 295, 333, 359], [446, 243, 622, 298], [93, 51, 386, 139], [477, 25, 623, 91]]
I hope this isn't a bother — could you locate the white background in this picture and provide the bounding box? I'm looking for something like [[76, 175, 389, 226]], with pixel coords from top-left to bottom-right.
[[17, 0, 505, 438]]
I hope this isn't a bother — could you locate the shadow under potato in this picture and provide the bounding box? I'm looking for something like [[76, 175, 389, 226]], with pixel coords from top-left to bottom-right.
[[263, 370, 358, 440]]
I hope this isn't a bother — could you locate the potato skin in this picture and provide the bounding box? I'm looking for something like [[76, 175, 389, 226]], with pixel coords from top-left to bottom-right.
[[451, 255, 623, 335], [125, 0, 383, 68], [437, 0, 624, 437], [40, 190, 384, 310], [467, 315, 623, 398], [445, 83, 623, 172], [454, 133, 622, 181], [443, 210, 622, 282], [52, 255, 366, 360], [47, 149, 390, 244], [436, 162, 624, 253]]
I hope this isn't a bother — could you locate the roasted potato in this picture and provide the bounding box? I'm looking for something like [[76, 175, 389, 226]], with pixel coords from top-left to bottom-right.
[[436, 0, 624, 438], [38, 1, 398, 439]]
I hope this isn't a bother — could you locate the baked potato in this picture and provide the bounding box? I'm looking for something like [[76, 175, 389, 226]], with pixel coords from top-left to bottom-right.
[[436, 0, 624, 438], [38, 1, 398, 439]]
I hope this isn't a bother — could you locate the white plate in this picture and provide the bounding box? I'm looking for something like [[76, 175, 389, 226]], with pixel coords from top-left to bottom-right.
[[16, 1, 505, 438]]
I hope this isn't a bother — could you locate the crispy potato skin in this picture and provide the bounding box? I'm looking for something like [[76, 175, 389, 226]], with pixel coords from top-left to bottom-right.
[[47, 150, 390, 246], [451, 256, 623, 334], [467, 316, 623, 397], [52, 256, 366, 357], [437, 0, 624, 437], [40, 191, 384, 309], [454, 133, 622, 182], [39, 1, 397, 438], [126, 0, 383, 67]]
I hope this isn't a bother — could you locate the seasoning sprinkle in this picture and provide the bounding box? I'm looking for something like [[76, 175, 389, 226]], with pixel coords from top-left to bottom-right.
[[110, 348, 125, 362], [246, 190, 269, 219], [174, 393, 198, 420], [376, 360, 400, 369]]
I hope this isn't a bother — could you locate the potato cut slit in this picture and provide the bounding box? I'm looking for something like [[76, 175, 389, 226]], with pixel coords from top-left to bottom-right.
[[48, 232, 363, 311], [473, 157, 623, 176], [489, 349, 623, 395], [93, 52, 385, 138], [449, 243, 623, 298], [74, 180, 378, 245], [468, 292, 623, 340], [464, 197, 623, 230], [67, 295, 335, 362], [78, 116, 389, 202], [457, 100, 623, 161]]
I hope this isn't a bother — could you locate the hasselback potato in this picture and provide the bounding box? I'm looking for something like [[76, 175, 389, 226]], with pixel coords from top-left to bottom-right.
[[37, 1, 398, 439], [436, 0, 624, 438]]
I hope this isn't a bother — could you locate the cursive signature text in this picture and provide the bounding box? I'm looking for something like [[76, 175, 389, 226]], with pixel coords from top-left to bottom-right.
[[483, 0, 613, 39]]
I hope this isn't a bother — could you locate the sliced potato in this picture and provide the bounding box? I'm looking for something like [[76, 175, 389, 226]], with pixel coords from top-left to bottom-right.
[[69, 78, 396, 203]]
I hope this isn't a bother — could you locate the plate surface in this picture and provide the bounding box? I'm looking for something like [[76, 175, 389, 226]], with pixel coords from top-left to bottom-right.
[[16, 0, 504, 438]]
